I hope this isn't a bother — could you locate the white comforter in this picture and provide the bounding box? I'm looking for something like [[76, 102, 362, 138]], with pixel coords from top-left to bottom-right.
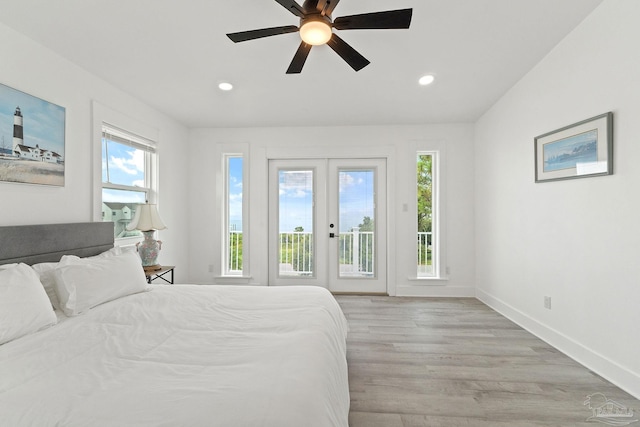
[[0, 285, 350, 427]]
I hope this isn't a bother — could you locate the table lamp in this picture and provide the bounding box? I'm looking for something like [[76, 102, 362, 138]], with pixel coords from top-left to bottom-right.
[[126, 203, 167, 271]]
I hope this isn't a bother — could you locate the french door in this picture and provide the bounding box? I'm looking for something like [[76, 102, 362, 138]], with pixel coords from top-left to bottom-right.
[[268, 158, 387, 294]]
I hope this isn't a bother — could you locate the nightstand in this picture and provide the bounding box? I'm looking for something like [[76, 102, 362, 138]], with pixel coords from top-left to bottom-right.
[[145, 265, 175, 284]]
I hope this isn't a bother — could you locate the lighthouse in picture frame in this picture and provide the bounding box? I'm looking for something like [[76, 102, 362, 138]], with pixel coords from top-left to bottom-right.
[[126, 203, 167, 271]]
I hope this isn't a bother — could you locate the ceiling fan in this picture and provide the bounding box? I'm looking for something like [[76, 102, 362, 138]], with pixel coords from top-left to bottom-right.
[[226, 0, 413, 74]]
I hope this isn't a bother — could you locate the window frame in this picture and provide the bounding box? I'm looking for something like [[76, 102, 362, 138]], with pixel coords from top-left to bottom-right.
[[102, 125, 155, 196], [101, 125, 157, 242], [416, 150, 440, 279], [92, 101, 159, 246], [223, 153, 245, 276]]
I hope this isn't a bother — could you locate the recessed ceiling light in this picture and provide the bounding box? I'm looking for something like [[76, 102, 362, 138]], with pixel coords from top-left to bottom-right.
[[419, 75, 435, 86], [218, 82, 233, 91]]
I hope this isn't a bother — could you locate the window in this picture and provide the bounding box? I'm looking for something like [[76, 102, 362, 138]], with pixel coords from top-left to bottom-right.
[[417, 152, 437, 277], [224, 155, 244, 275], [101, 124, 157, 240]]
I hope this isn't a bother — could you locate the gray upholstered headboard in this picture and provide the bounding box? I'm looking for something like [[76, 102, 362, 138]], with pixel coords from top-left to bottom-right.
[[0, 222, 114, 265]]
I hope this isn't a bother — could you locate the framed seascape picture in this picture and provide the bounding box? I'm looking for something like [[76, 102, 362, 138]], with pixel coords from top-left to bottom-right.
[[0, 83, 65, 186], [535, 112, 613, 183]]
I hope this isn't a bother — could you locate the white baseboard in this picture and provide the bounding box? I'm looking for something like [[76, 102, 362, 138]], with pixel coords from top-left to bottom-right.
[[395, 285, 476, 297], [476, 288, 640, 400]]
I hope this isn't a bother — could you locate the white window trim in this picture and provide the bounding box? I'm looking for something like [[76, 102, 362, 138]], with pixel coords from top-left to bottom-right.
[[416, 150, 440, 279], [215, 143, 250, 279], [407, 146, 448, 283], [222, 153, 245, 276], [91, 101, 160, 246]]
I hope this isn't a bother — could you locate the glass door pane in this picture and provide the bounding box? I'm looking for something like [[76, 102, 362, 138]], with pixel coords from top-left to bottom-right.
[[338, 169, 376, 278], [328, 158, 386, 294], [277, 169, 314, 277], [269, 158, 384, 292]]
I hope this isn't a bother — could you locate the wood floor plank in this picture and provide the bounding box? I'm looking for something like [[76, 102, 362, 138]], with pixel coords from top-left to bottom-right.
[[336, 296, 640, 427]]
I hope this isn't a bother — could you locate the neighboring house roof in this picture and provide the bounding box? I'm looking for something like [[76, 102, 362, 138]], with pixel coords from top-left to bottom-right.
[[103, 202, 137, 210]]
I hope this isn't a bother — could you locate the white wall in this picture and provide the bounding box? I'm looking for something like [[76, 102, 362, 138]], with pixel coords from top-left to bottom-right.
[[189, 124, 476, 297], [0, 22, 190, 282], [475, 0, 640, 397]]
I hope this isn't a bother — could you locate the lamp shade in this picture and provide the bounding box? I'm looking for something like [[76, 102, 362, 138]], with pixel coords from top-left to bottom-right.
[[126, 204, 167, 232]]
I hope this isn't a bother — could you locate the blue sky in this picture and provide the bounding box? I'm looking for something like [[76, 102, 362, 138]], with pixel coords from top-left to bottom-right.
[[102, 139, 146, 203], [338, 170, 374, 232], [0, 83, 65, 155], [228, 157, 243, 230], [278, 169, 375, 233], [279, 170, 314, 232], [228, 160, 375, 233]]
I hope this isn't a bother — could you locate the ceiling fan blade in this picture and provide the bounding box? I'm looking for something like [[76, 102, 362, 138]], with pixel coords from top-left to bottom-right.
[[227, 25, 299, 43], [324, 0, 341, 16], [326, 34, 370, 71], [333, 8, 413, 30], [302, 0, 340, 15], [274, 0, 306, 18], [286, 42, 313, 74]]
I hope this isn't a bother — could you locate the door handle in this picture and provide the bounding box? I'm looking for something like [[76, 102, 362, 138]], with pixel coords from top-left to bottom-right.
[[329, 232, 336, 238]]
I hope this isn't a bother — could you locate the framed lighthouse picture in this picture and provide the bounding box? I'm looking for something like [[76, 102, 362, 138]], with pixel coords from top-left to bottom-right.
[[0, 82, 65, 186]]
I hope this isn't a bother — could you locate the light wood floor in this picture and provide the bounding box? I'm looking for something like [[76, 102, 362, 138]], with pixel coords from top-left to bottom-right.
[[335, 296, 639, 427]]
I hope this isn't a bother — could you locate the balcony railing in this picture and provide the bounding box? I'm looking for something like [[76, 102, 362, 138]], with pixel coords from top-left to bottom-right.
[[228, 230, 434, 276], [228, 230, 243, 272], [417, 231, 434, 276], [279, 232, 313, 275]]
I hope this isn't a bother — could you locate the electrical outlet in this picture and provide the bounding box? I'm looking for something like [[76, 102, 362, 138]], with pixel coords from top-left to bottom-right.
[[208, 264, 214, 273], [544, 296, 552, 310]]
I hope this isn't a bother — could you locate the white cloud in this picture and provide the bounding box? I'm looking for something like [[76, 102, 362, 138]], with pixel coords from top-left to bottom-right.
[[110, 149, 144, 175], [280, 171, 312, 198], [339, 173, 356, 191]]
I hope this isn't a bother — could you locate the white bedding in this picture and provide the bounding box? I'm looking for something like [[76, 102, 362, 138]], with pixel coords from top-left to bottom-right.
[[0, 285, 350, 427]]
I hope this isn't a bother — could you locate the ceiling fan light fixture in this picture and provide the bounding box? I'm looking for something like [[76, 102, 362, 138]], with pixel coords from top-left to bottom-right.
[[299, 18, 332, 46]]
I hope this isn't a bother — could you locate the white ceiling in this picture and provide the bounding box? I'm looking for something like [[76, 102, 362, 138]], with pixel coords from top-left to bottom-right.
[[0, 0, 603, 128]]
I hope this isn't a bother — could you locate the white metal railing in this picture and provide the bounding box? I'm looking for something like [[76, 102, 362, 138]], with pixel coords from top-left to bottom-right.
[[279, 232, 314, 275], [228, 230, 434, 276], [338, 229, 374, 276], [278, 230, 376, 276], [417, 231, 433, 276]]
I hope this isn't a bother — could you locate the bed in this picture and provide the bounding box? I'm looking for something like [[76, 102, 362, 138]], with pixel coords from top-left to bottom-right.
[[0, 222, 350, 427]]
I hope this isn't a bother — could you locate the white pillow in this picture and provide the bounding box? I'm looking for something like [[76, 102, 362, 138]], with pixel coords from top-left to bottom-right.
[[31, 262, 61, 310], [0, 263, 19, 270], [32, 247, 126, 310], [0, 263, 57, 345], [53, 251, 149, 316]]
